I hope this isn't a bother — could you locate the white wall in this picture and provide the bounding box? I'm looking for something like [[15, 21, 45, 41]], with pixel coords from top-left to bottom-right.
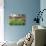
[[0, 0, 4, 42], [40, 0, 46, 27]]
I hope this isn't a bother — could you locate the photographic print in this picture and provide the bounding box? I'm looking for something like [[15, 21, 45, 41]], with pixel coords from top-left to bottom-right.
[[8, 14, 26, 25]]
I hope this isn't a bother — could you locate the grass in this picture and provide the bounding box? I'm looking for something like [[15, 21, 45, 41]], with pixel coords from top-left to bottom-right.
[[8, 18, 25, 25]]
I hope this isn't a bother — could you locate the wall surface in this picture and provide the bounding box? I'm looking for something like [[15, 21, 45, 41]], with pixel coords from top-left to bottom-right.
[[0, 0, 4, 42], [40, 0, 46, 27], [4, 0, 40, 42]]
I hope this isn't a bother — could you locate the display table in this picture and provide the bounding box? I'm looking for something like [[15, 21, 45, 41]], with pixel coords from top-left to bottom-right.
[[32, 25, 46, 46]]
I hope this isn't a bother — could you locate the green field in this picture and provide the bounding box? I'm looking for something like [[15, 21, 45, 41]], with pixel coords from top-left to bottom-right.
[[9, 18, 25, 25]]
